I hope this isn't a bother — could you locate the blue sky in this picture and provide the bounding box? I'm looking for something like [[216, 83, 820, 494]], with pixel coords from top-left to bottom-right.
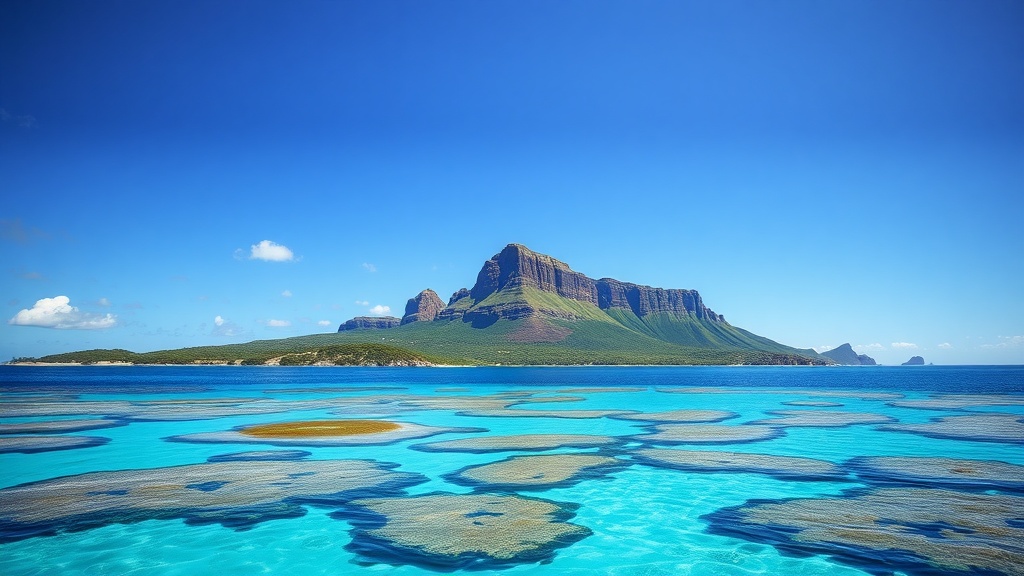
[[2, 0, 1022, 365]]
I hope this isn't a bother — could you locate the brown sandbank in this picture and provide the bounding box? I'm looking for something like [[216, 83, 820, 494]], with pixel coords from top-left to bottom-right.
[[241, 420, 401, 438]]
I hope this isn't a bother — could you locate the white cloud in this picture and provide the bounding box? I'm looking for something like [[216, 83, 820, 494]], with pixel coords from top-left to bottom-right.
[[855, 343, 885, 352], [8, 296, 116, 330], [981, 335, 1024, 349], [266, 319, 291, 327], [891, 342, 919, 349], [212, 315, 244, 337], [249, 240, 294, 262], [368, 305, 391, 316], [812, 345, 835, 353], [317, 320, 331, 327], [97, 298, 111, 307], [362, 262, 377, 273], [937, 342, 953, 349], [281, 290, 292, 298], [354, 300, 369, 306]]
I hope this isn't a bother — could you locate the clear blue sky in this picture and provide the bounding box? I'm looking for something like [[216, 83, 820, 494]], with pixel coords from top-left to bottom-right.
[[2, 0, 1022, 365]]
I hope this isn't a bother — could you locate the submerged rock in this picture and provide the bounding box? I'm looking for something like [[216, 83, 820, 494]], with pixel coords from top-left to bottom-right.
[[887, 394, 1024, 411], [633, 423, 784, 445], [206, 450, 312, 463], [633, 448, 847, 481], [878, 413, 1024, 445], [0, 459, 426, 542], [411, 433, 620, 453], [446, 454, 626, 490], [611, 409, 738, 423], [749, 410, 897, 428], [0, 418, 126, 434], [0, 435, 110, 454], [848, 456, 1024, 492], [338, 493, 591, 570], [703, 488, 1024, 576]]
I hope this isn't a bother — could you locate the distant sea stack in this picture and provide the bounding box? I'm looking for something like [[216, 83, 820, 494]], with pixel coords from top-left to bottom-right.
[[338, 316, 401, 331], [820, 343, 876, 366], [401, 289, 445, 325], [902, 356, 925, 366]]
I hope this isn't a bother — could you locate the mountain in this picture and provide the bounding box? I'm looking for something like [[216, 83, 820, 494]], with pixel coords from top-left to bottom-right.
[[338, 316, 401, 331], [902, 356, 926, 366], [401, 289, 445, 325], [332, 243, 827, 365], [820, 343, 877, 365], [27, 244, 829, 366]]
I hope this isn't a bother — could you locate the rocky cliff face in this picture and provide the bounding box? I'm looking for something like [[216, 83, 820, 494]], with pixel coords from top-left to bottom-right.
[[466, 243, 724, 321], [337, 316, 402, 331], [401, 289, 446, 325], [448, 288, 470, 306], [820, 343, 876, 365]]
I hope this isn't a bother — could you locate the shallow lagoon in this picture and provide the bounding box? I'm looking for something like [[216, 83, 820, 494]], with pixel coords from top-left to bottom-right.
[[1, 365, 1022, 575]]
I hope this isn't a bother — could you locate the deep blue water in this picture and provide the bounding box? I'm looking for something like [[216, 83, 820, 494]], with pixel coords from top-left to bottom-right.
[[3, 364, 1022, 393], [1, 365, 1022, 576]]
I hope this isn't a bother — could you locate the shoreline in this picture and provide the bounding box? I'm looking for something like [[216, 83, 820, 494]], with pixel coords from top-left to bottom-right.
[[4, 362, 915, 368]]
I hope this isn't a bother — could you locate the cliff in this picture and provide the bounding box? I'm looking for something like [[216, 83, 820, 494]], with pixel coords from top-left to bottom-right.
[[902, 356, 925, 366], [820, 343, 876, 366], [465, 244, 724, 322], [337, 316, 402, 331], [328, 243, 823, 364], [401, 289, 445, 325]]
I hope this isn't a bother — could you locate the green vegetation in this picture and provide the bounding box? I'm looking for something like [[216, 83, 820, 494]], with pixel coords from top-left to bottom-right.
[[26, 320, 824, 366], [275, 343, 444, 366], [23, 288, 829, 366]]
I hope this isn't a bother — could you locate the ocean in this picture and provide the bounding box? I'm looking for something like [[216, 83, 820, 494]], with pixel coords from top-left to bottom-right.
[[1, 365, 1022, 576]]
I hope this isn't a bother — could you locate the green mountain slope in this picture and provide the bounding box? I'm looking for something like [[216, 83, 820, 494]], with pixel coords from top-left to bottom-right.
[[25, 244, 830, 366]]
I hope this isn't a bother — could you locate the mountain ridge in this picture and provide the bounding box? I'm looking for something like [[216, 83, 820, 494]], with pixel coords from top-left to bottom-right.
[[820, 343, 877, 365], [25, 244, 829, 366], [336, 243, 826, 364]]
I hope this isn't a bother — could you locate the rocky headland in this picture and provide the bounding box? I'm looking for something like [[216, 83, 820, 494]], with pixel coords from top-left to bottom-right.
[[820, 343, 877, 365], [338, 316, 402, 331]]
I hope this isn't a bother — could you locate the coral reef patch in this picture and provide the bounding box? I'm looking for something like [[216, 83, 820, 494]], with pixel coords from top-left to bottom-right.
[[848, 456, 1024, 492], [749, 410, 896, 428], [411, 434, 619, 453], [633, 448, 847, 481], [445, 454, 625, 491], [887, 394, 1024, 411], [781, 400, 844, 407], [206, 450, 312, 463], [611, 409, 738, 423], [703, 488, 1024, 576], [0, 459, 426, 542], [337, 493, 591, 570], [658, 388, 903, 401], [0, 418, 126, 434], [633, 424, 783, 445], [0, 435, 111, 454], [878, 413, 1024, 445]]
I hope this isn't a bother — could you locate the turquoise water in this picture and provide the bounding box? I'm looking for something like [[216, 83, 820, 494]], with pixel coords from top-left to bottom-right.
[[1, 365, 1022, 575]]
